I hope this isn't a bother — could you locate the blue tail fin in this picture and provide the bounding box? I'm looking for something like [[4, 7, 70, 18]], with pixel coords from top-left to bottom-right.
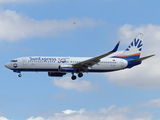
[[112, 33, 143, 60]]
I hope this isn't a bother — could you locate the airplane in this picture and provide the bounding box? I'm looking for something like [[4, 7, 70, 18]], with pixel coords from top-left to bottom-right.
[[5, 33, 154, 80]]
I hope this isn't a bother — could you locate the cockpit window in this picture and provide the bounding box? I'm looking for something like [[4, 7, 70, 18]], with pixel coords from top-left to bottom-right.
[[11, 60, 18, 62]]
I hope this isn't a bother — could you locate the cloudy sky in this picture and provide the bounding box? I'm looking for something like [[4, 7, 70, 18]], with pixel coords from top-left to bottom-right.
[[1, 0, 160, 120]]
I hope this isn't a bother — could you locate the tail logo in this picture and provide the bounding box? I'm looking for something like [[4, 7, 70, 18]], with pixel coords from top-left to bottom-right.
[[126, 39, 143, 51]]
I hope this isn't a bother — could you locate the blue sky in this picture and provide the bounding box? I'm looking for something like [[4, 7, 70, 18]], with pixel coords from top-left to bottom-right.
[[1, 0, 160, 120]]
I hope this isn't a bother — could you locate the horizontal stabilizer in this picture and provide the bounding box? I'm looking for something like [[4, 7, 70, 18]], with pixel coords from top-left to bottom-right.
[[131, 54, 155, 62]]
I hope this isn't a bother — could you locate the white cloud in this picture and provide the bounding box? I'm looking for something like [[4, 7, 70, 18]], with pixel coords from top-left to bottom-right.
[[0, 117, 9, 120], [0, 106, 153, 120], [25, 106, 151, 120], [118, 24, 160, 54], [0, 0, 38, 3], [100, 105, 130, 114], [27, 117, 46, 120], [142, 99, 160, 107], [105, 24, 160, 88], [0, 9, 102, 41], [52, 77, 99, 92], [62, 109, 85, 115]]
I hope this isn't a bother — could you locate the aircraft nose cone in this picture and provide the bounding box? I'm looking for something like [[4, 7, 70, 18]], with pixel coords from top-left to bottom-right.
[[5, 63, 10, 69]]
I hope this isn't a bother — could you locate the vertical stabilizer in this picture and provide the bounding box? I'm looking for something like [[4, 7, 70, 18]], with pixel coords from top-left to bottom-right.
[[113, 33, 143, 60], [123, 33, 143, 56]]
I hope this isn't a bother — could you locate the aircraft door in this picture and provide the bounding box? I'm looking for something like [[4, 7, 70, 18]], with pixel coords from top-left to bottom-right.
[[120, 59, 127, 68], [22, 58, 27, 66], [120, 60, 125, 67]]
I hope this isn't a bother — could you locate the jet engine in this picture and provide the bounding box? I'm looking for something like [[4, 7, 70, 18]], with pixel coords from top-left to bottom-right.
[[48, 72, 66, 77]]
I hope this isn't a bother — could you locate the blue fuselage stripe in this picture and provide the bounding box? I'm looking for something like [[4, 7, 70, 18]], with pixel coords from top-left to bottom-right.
[[12, 68, 121, 73]]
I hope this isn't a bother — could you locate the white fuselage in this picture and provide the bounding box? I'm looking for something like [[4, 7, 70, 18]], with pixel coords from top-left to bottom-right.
[[5, 56, 128, 73], [5, 33, 152, 80]]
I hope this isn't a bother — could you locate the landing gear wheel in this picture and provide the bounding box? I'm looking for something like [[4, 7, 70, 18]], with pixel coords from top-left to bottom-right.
[[78, 73, 83, 78], [71, 75, 77, 80], [18, 74, 22, 77]]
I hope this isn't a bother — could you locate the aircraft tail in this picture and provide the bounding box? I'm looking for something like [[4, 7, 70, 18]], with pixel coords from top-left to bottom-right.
[[131, 54, 155, 62], [112, 33, 143, 60]]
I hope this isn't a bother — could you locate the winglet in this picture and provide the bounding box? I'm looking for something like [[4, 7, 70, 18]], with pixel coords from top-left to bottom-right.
[[111, 41, 120, 52]]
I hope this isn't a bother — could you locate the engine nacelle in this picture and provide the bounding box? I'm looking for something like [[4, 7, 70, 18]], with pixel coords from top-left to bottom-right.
[[48, 72, 66, 77], [59, 65, 74, 72]]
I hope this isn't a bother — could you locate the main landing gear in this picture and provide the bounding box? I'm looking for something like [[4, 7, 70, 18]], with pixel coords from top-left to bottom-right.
[[78, 73, 83, 78], [71, 73, 83, 80], [71, 75, 76, 80]]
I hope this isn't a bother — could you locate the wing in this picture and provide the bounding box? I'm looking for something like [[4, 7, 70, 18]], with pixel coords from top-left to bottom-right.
[[73, 41, 120, 72]]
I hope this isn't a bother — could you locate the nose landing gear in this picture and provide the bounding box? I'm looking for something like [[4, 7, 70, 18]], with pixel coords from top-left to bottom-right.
[[18, 73, 22, 77]]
